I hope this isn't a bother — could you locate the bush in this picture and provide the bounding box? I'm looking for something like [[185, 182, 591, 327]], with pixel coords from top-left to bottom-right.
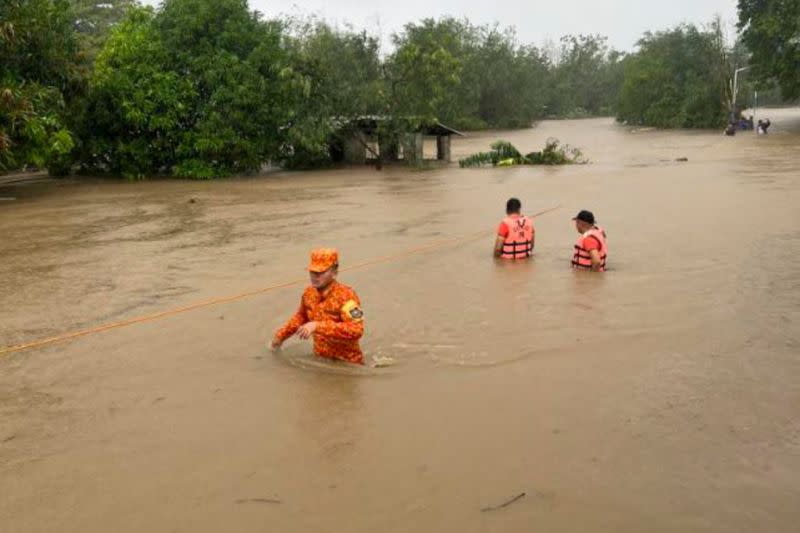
[[459, 138, 584, 167]]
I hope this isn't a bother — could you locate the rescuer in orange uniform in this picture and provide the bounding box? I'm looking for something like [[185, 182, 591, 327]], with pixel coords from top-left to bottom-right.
[[270, 248, 365, 364], [494, 197, 535, 259]]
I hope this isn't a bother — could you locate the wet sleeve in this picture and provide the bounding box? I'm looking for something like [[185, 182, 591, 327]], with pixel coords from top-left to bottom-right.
[[497, 222, 509, 237], [273, 297, 308, 342], [316, 293, 364, 340]]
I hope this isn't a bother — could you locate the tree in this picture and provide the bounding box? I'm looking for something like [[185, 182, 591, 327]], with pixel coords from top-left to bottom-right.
[[279, 20, 383, 167], [617, 24, 729, 128], [80, 0, 298, 178], [384, 18, 551, 130], [467, 26, 549, 128], [546, 34, 624, 117], [0, 0, 85, 173], [79, 6, 194, 177], [385, 18, 465, 125], [738, 0, 800, 100]]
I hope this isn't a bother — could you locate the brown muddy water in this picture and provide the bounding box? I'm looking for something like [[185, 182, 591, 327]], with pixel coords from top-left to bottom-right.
[[1, 111, 799, 532]]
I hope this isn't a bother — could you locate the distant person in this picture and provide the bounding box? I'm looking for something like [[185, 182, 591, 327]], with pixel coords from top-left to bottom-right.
[[757, 118, 771, 135], [494, 197, 535, 259], [738, 116, 749, 130], [571, 210, 608, 272], [271, 248, 365, 364], [724, 123, 736, 136]]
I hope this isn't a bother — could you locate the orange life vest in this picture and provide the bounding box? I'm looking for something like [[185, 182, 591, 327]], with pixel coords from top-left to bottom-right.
[[572, 226, 607, 271], [501, 215, 534, 260]]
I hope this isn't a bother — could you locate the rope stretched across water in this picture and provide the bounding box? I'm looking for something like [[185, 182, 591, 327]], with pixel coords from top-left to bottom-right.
[[0, 205, 562, 357]]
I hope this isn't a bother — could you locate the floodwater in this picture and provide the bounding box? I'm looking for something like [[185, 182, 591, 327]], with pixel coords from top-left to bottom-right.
[[1, 110, 799, 532]]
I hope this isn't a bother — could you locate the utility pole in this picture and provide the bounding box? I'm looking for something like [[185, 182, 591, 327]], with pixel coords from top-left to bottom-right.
[[732, 66, 752, 111], [753, 89, 759, 134]]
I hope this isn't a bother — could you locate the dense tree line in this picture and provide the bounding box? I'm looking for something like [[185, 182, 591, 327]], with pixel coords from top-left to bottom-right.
[[1, 0, 798, 177], [616, 22, 731, 128]]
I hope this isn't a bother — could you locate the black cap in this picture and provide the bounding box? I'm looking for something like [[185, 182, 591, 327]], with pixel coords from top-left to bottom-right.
[[572, 210, 595, 224]]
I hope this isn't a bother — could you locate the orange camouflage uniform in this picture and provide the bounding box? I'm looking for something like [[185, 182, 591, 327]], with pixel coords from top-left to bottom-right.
[[273, 281, 365, 364]]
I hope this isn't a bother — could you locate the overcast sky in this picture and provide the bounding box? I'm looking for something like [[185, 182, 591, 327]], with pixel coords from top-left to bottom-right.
[[142, 0, 740, 52]]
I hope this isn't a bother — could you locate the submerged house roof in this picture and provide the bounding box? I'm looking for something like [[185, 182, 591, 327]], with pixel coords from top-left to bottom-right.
[[333, 116, 465, 137]]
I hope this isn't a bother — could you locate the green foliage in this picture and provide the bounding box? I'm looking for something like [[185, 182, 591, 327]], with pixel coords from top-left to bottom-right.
[[279, 19, 383, 168], [0, 0, 86, 98], [546, 35, 626, 117], [385, 18, 464, 125], [458, 140, 523, 167], [738, 0, 800, 100], [459, 138, 584, 167], [0, 0, 86, 174], [80, 0, 298, 179], [0, 82, 74, 172], [527, 139, 585, 165], [386, 29, 625, 125], [80, 7, 190, 177], [70, 0, 139, 60], [469, 29, 550, 128], [617, 24, 729, 128], [385, 18, 551, 132]]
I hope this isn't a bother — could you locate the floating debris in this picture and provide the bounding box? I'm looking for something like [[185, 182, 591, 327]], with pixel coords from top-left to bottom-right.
[[459, 139, 584, 168], [481, 492, 526, 512], [235, 498, 281, 505], [371, 355, 397, 368]]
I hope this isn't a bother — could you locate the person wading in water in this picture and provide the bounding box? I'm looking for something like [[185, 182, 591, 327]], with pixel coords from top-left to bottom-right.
[[494, 198, 535, 260], [271, 248, 365, 364], [571, 210, 608, 272]]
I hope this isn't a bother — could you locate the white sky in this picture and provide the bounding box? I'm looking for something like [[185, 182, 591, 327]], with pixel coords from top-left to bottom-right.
[[141, 0, 740, 52]]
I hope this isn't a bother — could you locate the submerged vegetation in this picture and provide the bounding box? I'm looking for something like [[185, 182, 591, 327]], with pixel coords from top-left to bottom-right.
[[459, 139, 585, 168], [1, 0, 798, 178]]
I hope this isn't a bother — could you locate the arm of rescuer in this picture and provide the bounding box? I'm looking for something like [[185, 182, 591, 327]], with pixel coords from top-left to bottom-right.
[[270, 298, 309, 349], [589, 249, 603, 271], [315, 296, 364, 339], [494, 221, 509, 257], [583, 236, 603, 271]]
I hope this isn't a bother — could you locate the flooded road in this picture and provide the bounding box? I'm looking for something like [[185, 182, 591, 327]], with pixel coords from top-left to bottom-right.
[[1, 111, 799, 532]]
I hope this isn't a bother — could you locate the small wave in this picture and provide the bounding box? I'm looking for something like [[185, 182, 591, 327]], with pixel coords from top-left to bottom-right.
[[266, 344, 392, 376]]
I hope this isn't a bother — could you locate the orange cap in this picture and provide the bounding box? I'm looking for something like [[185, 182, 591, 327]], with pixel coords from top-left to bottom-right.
[[308, 248, 339, 272]]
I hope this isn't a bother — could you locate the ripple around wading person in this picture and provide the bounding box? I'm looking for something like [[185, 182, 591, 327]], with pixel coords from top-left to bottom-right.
[[267, 340, 534, 373]]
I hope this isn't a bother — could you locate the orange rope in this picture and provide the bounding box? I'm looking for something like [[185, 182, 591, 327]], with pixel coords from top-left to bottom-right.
[[0, 205, 561, 356]]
